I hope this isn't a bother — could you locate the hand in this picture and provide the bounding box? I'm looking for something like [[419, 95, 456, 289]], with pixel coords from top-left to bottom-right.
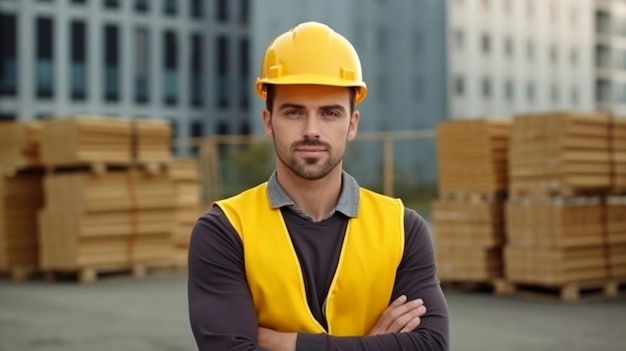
[[367, 295, 427, 336], [257, 327, 297, 351]]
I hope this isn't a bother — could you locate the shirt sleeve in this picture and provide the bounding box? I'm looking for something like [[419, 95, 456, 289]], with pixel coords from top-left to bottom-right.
[[187, 205, 268, 351], [295, 208, 450, 351]]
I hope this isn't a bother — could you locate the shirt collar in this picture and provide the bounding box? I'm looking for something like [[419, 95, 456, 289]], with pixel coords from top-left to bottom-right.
[[266, 170, 359, 220]]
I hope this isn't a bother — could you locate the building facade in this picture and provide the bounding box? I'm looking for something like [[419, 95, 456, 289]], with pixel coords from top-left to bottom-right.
[[447, 0, 596, 119], [595, 0, 626, 116], [0, 0, 251, 153]]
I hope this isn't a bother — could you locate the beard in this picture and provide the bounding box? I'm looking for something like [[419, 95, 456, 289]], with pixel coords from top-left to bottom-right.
[[275, 138, 342, 180]]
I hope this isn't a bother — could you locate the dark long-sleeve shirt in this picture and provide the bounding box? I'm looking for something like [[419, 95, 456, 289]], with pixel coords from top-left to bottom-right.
[[188, 172, 449, 350]]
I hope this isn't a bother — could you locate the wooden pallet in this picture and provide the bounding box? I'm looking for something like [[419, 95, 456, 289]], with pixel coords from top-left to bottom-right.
[[440, 278, 502, 293], [439, 191, 506, 204], [43, 260, 185, 284], [0, 266, 39, 281], [494, 279, 625, 302], [44, 161, 170, 177]]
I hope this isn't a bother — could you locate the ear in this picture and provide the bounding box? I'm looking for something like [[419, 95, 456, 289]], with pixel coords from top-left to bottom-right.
[[262, 109, 273, 138], [347, 110, 360, 141]]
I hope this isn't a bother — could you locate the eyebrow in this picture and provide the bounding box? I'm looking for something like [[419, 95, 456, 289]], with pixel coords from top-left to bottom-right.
[[277, 103, 347, 113]]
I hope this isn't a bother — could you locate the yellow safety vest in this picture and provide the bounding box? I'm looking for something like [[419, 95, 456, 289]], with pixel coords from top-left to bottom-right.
[[216, 182, 405, 336]]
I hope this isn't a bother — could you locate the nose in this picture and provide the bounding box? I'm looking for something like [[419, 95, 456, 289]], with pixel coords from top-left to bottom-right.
[[302, 113, 321, 139]]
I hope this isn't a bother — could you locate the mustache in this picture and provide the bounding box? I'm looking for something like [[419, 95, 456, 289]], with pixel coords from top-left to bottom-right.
[[291, 139, 331, 149]]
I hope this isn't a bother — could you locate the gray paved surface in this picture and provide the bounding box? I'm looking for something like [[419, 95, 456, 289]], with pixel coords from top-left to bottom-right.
[[0, 274, 625, 351]]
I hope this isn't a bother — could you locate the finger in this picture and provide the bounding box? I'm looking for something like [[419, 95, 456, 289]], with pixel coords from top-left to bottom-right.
[[389, 305, 426, 332], [390, 295, 408, 307], [400, 316, 422, 333], [386, 299, 424, 320]]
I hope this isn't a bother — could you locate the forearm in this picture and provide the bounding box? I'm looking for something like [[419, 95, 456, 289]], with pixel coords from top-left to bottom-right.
[[296, 328, 447, 351]]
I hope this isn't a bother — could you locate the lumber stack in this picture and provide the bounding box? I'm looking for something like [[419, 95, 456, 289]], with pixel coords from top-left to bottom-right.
[[504, 197, 608, 285], [606, 196, 626, 279], [0, 121, 44, 279], [432, 118, 511, 284], [40, 116, 133, 166], [36, 116, 179, 281], [170, 158, 204, 265], [613, 118, 626, 192], [0, 169, 44, 275], [502, 112, 619, 298], [135, 119, 172, 163], [0, 121, 42, 167], [508, 112, 612, 198], [38, 170, 177, 270]]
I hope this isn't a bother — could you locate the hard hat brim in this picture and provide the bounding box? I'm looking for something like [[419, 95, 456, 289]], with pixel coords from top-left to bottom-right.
[[255, 75, 367, 105]]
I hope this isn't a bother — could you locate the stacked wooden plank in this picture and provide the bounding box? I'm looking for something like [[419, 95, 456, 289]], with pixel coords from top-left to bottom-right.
[[37, 116, 179, 282], [169, 158, 204, 266], [501, 112, 619, 301], [508, 112, 612, 198], [0, 121, 42, 167], [40, 116, 132, 166], [613, 118, 626, 192], [436, 118, 510, 194], [0, 121, 44, 279], [504, 197, 608, 285], [135, 119, 172, 163], [432, 118, 511, 285], [606, 196, 626, 279], [0, 169, 44, 278]]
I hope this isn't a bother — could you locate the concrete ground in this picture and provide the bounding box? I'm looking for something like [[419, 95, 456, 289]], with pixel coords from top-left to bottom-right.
[[0, 273, 625, 351]]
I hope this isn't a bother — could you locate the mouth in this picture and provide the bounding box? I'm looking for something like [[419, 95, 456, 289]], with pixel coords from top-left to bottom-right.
[[295, 147, 326, 157]]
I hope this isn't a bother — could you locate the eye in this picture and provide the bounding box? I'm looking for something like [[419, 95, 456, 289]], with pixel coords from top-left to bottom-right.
[[284, 109, 303, 117], [322, 110, 340, 117]]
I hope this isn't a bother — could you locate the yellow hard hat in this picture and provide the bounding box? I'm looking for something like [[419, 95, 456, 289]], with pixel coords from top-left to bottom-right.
[[254, 21, 368, 104]]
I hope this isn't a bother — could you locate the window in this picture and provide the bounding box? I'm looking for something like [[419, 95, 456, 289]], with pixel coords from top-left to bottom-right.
[[526, 40, 534, 60], [103, 0, 119, 9], [70, 21, 87, 100], [596, 11, 611, 34], [135, 0, 149, 12], [596, 79, 610, 102], [36, 17, 54, 98], [239, 37, 249, 110], [216, 36, 229, 108], [103, 24, 120, 102], [505, 80, 514, 101], [504, 38, 513, 57], [217, 0, 228, 22], [164, 0, 177, 15], [135, 27, 150, 103], [551, 85, 559, 104], [596, 45, 610, 68], [190, 33, 203, 107], [482, 78, 491, 98], [191, 0, 203, 19], [240, 0, 249, 25], [0, 14, 17, 96], [163, 31, 178, 105], [550, 45, 558, 64], [454, 30, 464, 50], [526, 82, 535, 102], [481, 34, 490, 53], [454, 76, 464, 96], [0, 112, 16, 121]]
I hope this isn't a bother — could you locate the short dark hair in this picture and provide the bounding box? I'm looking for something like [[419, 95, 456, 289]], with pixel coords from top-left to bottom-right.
[[264, 84, 357, 114]]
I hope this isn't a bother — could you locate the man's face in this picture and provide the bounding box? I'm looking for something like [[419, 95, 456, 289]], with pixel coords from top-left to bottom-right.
[[262, 84, 360, 180]]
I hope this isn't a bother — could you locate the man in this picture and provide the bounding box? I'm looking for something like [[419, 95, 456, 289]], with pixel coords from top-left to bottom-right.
[[188, 21, 449, 351]]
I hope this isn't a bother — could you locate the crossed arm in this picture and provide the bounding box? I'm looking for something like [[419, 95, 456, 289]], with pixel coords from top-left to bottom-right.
[[187, 207, 449, 351]]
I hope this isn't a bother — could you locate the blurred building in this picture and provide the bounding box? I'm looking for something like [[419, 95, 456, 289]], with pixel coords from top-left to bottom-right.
[[447, 0, 596, 119], [0, 0, 251, 153], [595, 0, 626, 115]]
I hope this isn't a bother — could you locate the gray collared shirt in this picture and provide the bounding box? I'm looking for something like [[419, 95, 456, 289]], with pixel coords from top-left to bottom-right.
[[266, 170, 359, 221]]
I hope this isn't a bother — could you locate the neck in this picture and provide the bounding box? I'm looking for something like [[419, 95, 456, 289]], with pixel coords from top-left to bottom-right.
[[275, 165, 343, 222]]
